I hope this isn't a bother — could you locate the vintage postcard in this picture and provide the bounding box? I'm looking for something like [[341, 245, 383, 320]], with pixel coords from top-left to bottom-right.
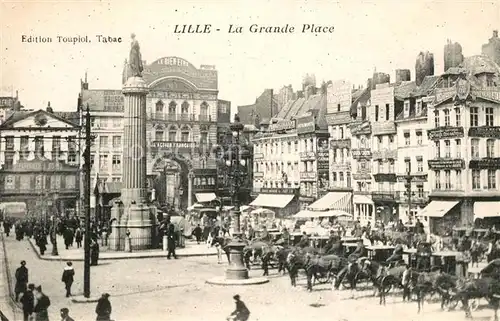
[[1, 1, 500, 320]]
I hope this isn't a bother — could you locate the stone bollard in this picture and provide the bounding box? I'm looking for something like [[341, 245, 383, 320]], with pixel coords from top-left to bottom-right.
[[163, 235, 168, 251]]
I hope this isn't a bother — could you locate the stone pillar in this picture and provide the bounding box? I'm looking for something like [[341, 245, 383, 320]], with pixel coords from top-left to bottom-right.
[[187, 171, 194, 208], [117, 76, 153, 250]]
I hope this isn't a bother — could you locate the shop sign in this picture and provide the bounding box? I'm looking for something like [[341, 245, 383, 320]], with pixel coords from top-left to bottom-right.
[[296, 115, 316, 134], [300, 152, 316, 159], [372, 122, 396, 135], [317, 161, 329, 170], [468, 126, 500, 139], [352, 149, 372, 159], [269, 120, 296, 132], [326, 111, 351, 125], [151, 141, 196, 149], [427, 127, 464, 140], [428, 159, 465, 170], [253, 153, 264, 160], [371, 192, 396, 202], [350, 121, 371, 135], [330, 139, 351, 149], [254, 172, 264, 178], [373, 173, 397, 183], [300, 172, 317, 180], [352, 173, 371, 180], [260, 188, 298, 195], [469, 158, 500, 170], [474, 88, 500, 103], [317, 152, 329, 161], [396, 174, 428, 183]]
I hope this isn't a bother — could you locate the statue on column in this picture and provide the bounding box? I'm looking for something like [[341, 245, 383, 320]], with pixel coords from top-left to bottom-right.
[[128, 33, 143, 78]]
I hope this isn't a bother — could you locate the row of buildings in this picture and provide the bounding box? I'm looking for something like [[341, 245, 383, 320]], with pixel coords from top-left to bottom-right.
[[243, 31, 500, 234]]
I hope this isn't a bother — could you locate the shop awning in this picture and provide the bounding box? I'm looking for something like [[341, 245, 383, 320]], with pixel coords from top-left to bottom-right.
[[308, 192, 351, 211], [195, 193, 217, 203], [474, 202, 500, 219], [353, 194, 374, 205], [294, 210, 317, 218], [418, 201, 459, 218], [249, 194, 294, 209]]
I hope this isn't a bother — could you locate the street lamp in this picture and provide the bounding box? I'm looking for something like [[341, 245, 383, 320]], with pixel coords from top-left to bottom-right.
[[223, 114, 250, 280]]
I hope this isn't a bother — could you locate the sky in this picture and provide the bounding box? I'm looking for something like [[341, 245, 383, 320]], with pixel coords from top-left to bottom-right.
[[1, 0, 499, 113]]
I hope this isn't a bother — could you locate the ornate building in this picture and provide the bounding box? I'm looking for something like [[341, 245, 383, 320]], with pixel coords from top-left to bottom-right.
[[424, 55, 500, 234], [80, 56, 227, 211]]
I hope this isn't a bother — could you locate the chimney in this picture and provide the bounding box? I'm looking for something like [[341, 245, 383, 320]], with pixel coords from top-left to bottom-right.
[[46, 101, 53, 113], [494, 30, 499, 38]]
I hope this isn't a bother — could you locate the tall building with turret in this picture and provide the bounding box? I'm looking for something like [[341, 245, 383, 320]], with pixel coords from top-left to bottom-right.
[[415, 51, 435, 86], [444, 40, 464, 71]]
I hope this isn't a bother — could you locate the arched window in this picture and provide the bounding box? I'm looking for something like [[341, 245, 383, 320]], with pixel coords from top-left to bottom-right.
[[168, 125, 178, 141], [155, 125, 164, 141], [200, 101, 208, 120], [181, 125, 191, 142], [200, 125, 208, 145], [168, 101, 177, 114], [155, 100, 164, 113], [181, 101, 189, 114]]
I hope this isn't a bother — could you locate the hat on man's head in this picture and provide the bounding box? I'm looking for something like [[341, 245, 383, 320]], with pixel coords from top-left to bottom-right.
[[102, 293, 110, 298], [67, 261, 73, 266], [28, 284, 35, 290], [60, 308, 69, 314], [233, 294, 240, 300], [35, 285, 42, 292], [20, 260, 26, 265]]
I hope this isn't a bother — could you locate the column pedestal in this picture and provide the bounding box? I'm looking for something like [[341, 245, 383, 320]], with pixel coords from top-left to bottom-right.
[[126, 204, 153, 251]]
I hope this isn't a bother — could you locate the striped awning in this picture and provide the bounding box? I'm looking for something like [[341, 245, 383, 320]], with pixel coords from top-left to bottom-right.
[[249, 194, 294, 208], [474, 202, 500, 219], [195, 193, 217, 203], [308, 192, 352, 213]]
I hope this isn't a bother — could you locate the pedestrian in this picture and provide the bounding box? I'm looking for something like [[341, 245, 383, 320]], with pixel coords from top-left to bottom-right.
[[166, 222, 177, 259], [192, 224, 202, 244], [90, 238, 100, 266], [20, 283, 35, 321], [228, 294, 250, 321], [3, 220, 11, 236], [38, 233, 48, 255], [402, 264, 412, 302], [61, 261, 75, 297], [95, 293, 112, 321], [63, 228, 74, 250], [75, 227, 83, 248], [60, 308, 75, 321], [33, 285, 51, 321], [15, 260, 29, 301]]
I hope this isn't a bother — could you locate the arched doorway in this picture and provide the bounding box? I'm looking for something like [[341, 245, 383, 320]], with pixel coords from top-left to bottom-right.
[[152, 154, 191, 210]]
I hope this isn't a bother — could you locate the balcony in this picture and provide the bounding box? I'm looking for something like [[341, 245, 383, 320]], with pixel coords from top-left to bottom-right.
[[148, 113, 214, 123], [371, 191, 397, 202], [299, 151, 316, 160], [395, 191, 430, 204], [372, 148, 397, 160]]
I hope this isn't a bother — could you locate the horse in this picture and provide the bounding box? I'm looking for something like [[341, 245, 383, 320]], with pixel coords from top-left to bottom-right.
[[332, 257, 367, 294], [410, 269, 445, 313], [362, 259, 406, 305], [449, 277, 500, 320], [304, 254, 346, 292], [286, 250, 311, 287]]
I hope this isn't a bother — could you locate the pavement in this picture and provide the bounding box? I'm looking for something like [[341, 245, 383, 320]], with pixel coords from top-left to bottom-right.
[[27, 234, 217, 261], [2, 232, 500, 321], [0, 234, 17, 321]]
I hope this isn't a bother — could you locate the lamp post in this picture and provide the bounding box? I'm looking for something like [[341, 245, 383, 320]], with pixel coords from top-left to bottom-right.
[[403, 164, 416, 226], [223, 115, 250, 280]]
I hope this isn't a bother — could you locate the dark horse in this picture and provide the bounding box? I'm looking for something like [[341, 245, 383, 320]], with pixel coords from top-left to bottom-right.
[[449, 277, 500, 320], [363, 260, 406, 305]]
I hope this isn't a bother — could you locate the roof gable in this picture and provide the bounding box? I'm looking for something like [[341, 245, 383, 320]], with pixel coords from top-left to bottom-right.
[[0, 110, 79, 129]]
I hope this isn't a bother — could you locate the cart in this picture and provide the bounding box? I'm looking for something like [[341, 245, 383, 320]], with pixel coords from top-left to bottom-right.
[[367, 245, 395, 263]]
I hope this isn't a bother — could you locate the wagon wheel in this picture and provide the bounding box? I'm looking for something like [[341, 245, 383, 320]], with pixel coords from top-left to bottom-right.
[[354, 271, 369, 289], [444, 295, 460, 311], [314, 271, 330, 284], [381, 275, 394, 294]]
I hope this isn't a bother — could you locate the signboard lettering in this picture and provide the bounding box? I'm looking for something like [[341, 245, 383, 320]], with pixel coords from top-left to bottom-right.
[[330, 139, 351, 149], [350, 121, 371, 135], [152, 141, 195, 149], [317, 161, 329, 170], [469, 158, 500, 170], [300, 152, 316, 159], [372, 192, 395, 202], [397, 174, 428, 183], [428, 127, 464, 140], [269, 120, 296, 132], [352, 149, 372, 158], [155, 57, 190, 67], [434, 88, 455, 103], [325, 111, 351, 125], [300, 172, 317, 180], [353, 173, 371, 180], [260, 188, 297, 195], [373, 173, 397, 183], [475, 89, 500, 102], [468, 126, 500, 139], [296, 115, 315, 134], [428, 159, 465, 170]]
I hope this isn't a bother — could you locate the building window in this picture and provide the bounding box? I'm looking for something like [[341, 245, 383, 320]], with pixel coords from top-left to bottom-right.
[[486, 107, 494, 127], [435, 141, 440, 158], [389, 160, 395, 173], [340, 127, 344, 139], [4, 175, 14, 189], [168, 101, 176, 114], [417, 158, 423, 172], [181, 125, 190, 142], [405, 159, 411, 173], [112, 136, 121, 149], [417, 184, 424, 198], [99, 136, 109, 148], [487, 139, 495, 158], [456, 139, 462, 158], [456, 170, 462, 189], [472, 169, 481, 190], [375, 105, 379, 121], [337, 103, 341, 112], [155, 128, 164, 141], [434, 110, 439, 127], [112, 155, 121, 171], [51, 175, 61, 189], [404, 132, 410, 146], [455, 107, 461, 126], [471, 139, 480, 158], [385, 103, 390, 120], [294, 141, 298, 152], [389, 135, 394, 144], [488, 169, 497, 189], [90, 154, 95, 167], [377, 136, 383, 149], [416, 131, 422, 145], [444, 170, 451, 189], [19, 176, 28, 190], [444, 109, 450, 126], [112, 118, 122, 128], [35, 175, 43, 189], [377, 160, 383, 173], [168, 126, 178, 141], [444, 140, 451, 158], [155, 100, 164, 113], [181, 101, 189, 114], [435, 171, 441, 189], [470, 107, 479, 127], [68, 152, 77, 164], [99, 155, 109, 171], [200, 125, 208, 145], [200, 101, 209, 118]]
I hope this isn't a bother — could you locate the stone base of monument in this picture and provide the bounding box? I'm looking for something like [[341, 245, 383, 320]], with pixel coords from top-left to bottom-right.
[[126, 204, 153, 251], [71, 295, 100, 304], [206, 276, 269, 286]]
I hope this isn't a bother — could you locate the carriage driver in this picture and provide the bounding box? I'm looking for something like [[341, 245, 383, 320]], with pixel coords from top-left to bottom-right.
[[348, 240, 367, 262], [386, 240, 404, 265]]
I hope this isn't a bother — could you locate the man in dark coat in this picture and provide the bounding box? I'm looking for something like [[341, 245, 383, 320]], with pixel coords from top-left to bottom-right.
[[63, 228, 74, 249], [60, 308, 75, 321], [192, 224, 202, 244], [95, 293, 112, 321], [348, 240, 367, 262], [20, 283, 35, 321], [15, 260, 29, 301], [229, 294, 250, 321], [90, 238, 100, 266], [37, 233, 48, 255], [33, 285, 51, 321], [166, 223, 177, 259], [61, 261, 75, 297], [386, 241, 404, 264], [3, 220, 11, 236]]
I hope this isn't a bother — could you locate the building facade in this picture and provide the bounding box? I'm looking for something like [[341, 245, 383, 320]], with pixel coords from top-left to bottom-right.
[[425, 55, 500, 234], [80, 56, 226, 211], [0, 108, 80, 216]]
